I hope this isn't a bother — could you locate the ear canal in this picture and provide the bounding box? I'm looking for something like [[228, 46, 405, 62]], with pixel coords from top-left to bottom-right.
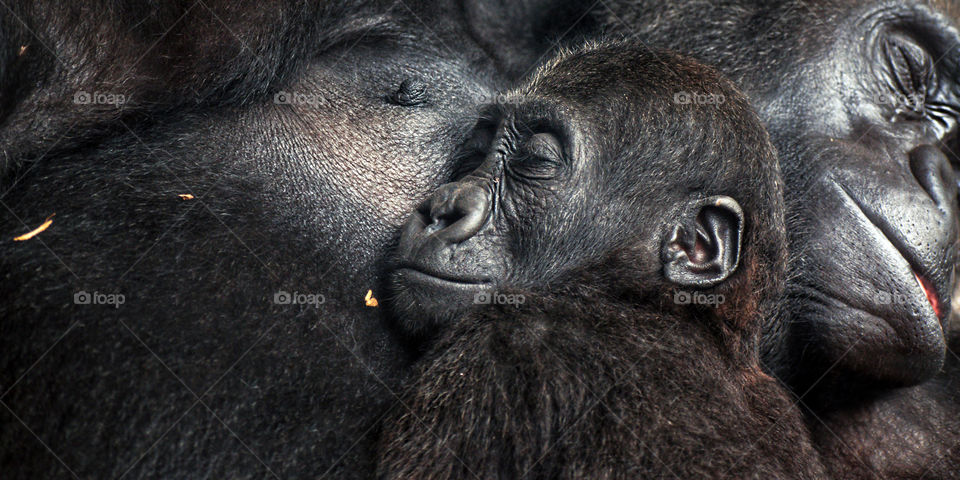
[[662, 196, 744, 288]]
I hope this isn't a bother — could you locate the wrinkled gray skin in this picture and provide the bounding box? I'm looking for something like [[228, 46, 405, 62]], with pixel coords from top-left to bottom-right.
[[0, 1, 504, 478]]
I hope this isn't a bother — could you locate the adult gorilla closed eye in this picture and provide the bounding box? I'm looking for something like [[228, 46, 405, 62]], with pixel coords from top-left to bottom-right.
[[0, 1, 501, 478]]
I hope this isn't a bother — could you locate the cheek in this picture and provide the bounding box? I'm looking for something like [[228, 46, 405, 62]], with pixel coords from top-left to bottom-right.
[[499, 191, 586, 280], [236, 90, 481, 267], [498, 182, 557, 236]]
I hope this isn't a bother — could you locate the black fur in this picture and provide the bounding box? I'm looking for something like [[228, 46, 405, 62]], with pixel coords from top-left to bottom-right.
[[0, 1, 504, 478], [808, 338, 960, 479]]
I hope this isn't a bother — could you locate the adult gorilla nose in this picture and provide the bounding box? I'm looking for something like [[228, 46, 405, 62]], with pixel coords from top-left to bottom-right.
[[421, 181, 490, 244], [907, 146, 959, 320], [910, 145, 959, 211]]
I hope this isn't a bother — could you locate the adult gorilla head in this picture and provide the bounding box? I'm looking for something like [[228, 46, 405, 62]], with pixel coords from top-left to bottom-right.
[[0, 1, 499, 477], [591, 0, 960, 390]]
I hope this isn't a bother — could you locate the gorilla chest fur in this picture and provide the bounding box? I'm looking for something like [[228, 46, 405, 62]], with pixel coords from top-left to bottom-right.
[[377, 296, 824, 479]]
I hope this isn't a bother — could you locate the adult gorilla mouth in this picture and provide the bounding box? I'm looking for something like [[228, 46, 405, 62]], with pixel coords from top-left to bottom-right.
[[916, 272, 944, 320], [837, 180, 952, 324], [785, 173, 957, 386]]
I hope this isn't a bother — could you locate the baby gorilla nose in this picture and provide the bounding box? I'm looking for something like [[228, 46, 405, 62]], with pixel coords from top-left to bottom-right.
[[421, 182, 490, 244], [390, 178, 500, 338]]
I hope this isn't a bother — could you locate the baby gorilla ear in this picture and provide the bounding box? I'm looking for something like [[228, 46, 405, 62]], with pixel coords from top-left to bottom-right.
[[662, 196, 744, 288]]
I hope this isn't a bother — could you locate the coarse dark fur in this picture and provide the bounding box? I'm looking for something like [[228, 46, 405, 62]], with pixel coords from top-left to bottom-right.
[[0, 1, 505, 478], [808, 337, 960, 479], [379, 268, 825, 479], [377, 41, 826, 479]]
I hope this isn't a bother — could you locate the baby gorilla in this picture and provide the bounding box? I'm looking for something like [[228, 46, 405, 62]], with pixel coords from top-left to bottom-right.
[[381, 41, 825, 479]]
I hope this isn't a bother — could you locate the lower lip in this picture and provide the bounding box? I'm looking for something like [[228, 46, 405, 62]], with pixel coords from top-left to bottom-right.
[[915, 272, 944, 320], [400, 268, 491, 287]]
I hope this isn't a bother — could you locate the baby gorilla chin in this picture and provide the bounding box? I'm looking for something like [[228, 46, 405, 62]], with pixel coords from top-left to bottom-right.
[[390, 266, 495, 330], [381, 40, 824, 477], [389, 179, 502, 335]]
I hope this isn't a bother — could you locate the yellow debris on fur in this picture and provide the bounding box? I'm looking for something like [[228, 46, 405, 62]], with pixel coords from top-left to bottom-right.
[[13, 213, 55, 241], [365, 290, 379, 307]]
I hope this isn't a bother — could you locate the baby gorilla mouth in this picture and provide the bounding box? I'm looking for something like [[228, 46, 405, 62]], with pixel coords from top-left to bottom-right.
[[398, 266, 492, 287], [389, 267, 495, 339]]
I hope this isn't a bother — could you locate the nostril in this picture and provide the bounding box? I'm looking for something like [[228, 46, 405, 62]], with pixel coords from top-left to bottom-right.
[[429, 197, 462, 223], [429, 193, 463, 228], [421, 182, 491, 244], [424, 218, 446, 235], [425, 211, 459, 235], [910, 145, 957, 210], [410, 200, 448, 235]]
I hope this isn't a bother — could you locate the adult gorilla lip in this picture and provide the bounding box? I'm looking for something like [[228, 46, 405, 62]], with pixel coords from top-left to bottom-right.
[[915, 272, 944, 320], [836, 181, 949, 323], [787, 177, 952, 385], [797, 284, 945, 383]]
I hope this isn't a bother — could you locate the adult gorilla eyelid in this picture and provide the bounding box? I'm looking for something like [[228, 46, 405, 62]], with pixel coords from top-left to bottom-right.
[[883, 38, 928, 95], [386, 78, 428, 106], [885, 23, 960, 88]]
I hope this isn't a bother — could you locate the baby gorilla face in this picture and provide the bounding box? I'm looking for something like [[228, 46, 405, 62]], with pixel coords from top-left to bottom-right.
[[389, 42, 778, 338]]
